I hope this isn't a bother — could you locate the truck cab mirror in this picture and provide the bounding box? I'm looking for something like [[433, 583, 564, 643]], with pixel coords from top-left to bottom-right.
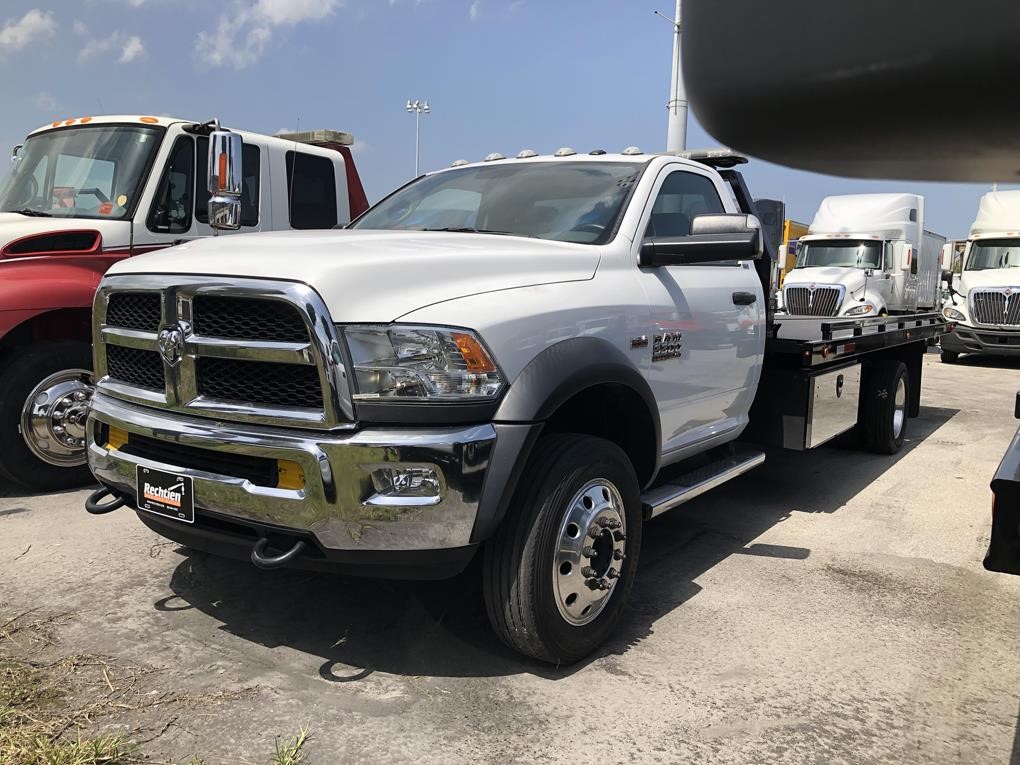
[[639, 213, 762, 267], [10, 143, 23, 162], [207, 130, 242, 231]]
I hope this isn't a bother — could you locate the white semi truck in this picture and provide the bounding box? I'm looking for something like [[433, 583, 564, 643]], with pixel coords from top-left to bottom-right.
[[940, 190, 1020, 363], [83, 142, 943, 663], [783, 193, 945, 318]]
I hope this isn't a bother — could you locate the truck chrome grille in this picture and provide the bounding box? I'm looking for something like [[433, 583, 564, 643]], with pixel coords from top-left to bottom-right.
[[106, 292, 161, 331], [193, 295, 308, 342], [784, 286, 841, 317], [93, 277, 354, 429], [106, 345, 164, 390], [971, 289, 1020, 326], [196, 357, 323, 409]]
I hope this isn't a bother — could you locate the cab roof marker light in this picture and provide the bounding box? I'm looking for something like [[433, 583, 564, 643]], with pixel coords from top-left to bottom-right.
[[622, 146, 643, 155], [516, 149, 538, 158], [554, 147, 577, 157], [451, 159, 469, 167], [589, 149, 607, 155], [484, 152, 506, 162]]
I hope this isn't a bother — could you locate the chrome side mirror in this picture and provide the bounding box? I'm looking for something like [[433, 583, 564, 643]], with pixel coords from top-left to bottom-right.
[[207, 130, 242, 230]]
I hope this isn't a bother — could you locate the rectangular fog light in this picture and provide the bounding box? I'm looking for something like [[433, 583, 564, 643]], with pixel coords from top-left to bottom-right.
[[365, 465, 442, 506]]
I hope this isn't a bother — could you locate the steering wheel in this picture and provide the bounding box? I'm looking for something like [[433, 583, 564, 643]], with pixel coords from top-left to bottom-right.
[[12, 175, 38, 208], [75, 187, 110, 204], [571, 223, 606, 234]]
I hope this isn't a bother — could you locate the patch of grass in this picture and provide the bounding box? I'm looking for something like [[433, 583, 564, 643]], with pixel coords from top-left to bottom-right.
[[270, 727, 310, 765], [0, 730, 136, 765]]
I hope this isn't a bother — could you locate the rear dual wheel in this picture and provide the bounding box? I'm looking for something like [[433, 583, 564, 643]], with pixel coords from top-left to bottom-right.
[[483, 434, 642, 664]]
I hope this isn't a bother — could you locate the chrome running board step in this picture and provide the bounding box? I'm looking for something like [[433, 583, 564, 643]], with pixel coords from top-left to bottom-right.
[[641, 445, 765, 519]]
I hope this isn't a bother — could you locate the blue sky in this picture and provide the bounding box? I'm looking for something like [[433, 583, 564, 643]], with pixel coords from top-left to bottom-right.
[[0, 0, 993, 238]]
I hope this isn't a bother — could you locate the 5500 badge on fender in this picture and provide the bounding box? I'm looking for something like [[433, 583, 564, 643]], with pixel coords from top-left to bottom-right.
[[136, 466, 194, 523]]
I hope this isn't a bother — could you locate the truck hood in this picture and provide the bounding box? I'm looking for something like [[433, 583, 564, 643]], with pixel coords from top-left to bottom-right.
[[0, 212, 130, 253], [107, 229, 601, 322], [958, 268, 1020, 294], [783, 266, 866, 294]]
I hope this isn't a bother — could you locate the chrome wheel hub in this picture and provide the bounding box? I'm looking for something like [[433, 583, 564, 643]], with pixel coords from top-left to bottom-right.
[[892, 376, 906, 439], [553, 479, 627, 626], [21, 369, 94, 467]]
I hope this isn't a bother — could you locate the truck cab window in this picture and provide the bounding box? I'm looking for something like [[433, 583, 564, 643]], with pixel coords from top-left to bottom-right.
[[147, 136, 194, 234], [195, 139, 260, 227], [645, 171, 725, 238], [286, 151, 337, 229]]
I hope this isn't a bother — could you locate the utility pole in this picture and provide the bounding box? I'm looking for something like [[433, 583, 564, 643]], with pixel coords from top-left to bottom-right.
[[406, 99, 431, 177], [656, 0, 687, 152]]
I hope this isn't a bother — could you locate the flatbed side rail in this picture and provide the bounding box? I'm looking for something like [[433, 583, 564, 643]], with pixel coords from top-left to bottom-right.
[[766, 313, 949, 368]]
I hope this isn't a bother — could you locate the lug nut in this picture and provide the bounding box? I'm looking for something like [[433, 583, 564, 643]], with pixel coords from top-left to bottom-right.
[[53, 425, 64, 435], [598, 517, 612, 527], [613, 531, 626, 542], [73, 390, 87, 401], [582, 546, 597, 558], [587, 526, 601, 539], [581, 566, 597, 577], [613, 550, 626, 561], [607, 568, 619, 579]]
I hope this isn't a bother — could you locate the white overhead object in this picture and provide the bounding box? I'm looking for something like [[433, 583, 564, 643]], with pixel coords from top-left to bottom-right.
[[809, 193, 923, 242], [971, 190, 1020, 235], [516, 149, 538, 158], [554, 147, 577, 157], [484, 153, 506, 162], [622, 146, 643, 155], [451, 159, 469, 167]]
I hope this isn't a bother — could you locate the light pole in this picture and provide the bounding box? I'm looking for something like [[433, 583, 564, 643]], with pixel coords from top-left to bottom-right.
[[655, 0, 687, 152], [406, 99, 431, 176]]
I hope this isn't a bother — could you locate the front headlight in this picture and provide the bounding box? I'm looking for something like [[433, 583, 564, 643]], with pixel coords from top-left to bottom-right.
[[343, 325, 505, 401], [844, 303, 875, 316], [943, 306, 966, 321]]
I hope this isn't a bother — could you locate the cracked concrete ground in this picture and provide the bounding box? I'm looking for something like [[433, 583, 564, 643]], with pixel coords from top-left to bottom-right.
[[3, 351, 1020, 764]]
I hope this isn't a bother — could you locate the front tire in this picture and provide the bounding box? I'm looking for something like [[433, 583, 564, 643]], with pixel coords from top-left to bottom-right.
[[940, 350, 959, 364], [862, 360, 909, 454], [0, 340, 95, 491], [482, 434, 642, 664]]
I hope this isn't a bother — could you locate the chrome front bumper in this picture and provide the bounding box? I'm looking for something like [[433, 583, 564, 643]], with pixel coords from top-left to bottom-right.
[[86, 393, 496, 552]]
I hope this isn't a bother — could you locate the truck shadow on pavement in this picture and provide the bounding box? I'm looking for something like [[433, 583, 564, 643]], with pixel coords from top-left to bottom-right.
[[163, 404, 959, 681]]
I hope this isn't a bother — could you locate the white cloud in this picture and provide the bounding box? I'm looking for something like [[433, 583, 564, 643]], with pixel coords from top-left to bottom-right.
[[194, 0, 339, 69], [72, 19, 88, 36], [0, 9, 57, 54], [119, 34, 144, 62], [469, 1, 480, 21], [79, 31, 146, 63], [33, 92, 57, 112]]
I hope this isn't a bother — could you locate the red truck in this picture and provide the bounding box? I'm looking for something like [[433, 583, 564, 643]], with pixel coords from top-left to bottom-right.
[[0, 115, 368, 490]]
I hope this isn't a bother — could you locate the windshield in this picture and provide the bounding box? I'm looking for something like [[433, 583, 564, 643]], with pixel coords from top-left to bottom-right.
[[351, 161, 645, 244], [0, 125, 162, 220], [965, 239, 1020, 271], [795, 240, 883, 269]]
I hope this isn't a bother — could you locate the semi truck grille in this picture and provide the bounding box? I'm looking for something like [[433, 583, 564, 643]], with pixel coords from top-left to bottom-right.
[[106, 292, 161, 331], [193, 295, 308, 342], [971, 289, 1020, 326], [196, 357, 323, 409], [106, 345, 164, 390], [785, 286, 841, 317]]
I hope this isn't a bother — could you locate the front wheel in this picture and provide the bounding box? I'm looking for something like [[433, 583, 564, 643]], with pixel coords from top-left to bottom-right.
[[940, 350, 959, 364], [0, 340, 95, 491], [483, 434, 642, 664]]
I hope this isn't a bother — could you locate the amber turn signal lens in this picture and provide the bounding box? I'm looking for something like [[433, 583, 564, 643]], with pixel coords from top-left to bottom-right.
[[106, 426, 129, 451], [276, 459, 306, 490], [451, 332, 496, 373]]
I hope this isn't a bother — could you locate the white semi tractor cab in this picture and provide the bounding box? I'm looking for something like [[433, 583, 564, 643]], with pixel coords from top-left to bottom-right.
[[783, 193, 945, 318], [84, 141, 943, 663], [940, 190, 1020, 362]]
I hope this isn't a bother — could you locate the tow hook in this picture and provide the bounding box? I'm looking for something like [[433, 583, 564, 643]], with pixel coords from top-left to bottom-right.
[[85, 486, 128, 515], [250, 536, 306, 570]]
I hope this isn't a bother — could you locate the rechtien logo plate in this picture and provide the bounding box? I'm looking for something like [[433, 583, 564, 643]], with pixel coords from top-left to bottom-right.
[[136, 466, 194, 523]]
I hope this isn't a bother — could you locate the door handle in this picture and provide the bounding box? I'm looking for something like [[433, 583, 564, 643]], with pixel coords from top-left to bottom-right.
[[732, 291, 757, 305]]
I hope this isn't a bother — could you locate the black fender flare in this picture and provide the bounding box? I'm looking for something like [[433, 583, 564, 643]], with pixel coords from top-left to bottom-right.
[[470, 337, 661, 543]]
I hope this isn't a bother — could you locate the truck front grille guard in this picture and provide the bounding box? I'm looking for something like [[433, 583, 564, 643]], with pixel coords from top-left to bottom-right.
[[92, 276, 355, 430], [970, 288, 1020, 327]]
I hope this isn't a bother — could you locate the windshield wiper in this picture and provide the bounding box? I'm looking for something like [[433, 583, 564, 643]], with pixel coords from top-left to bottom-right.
[[8, 208, 53, 217], [419, 227, 517, 236]]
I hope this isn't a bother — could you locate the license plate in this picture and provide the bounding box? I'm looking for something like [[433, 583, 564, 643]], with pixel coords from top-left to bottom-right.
[[136, 466, 194, 524]]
